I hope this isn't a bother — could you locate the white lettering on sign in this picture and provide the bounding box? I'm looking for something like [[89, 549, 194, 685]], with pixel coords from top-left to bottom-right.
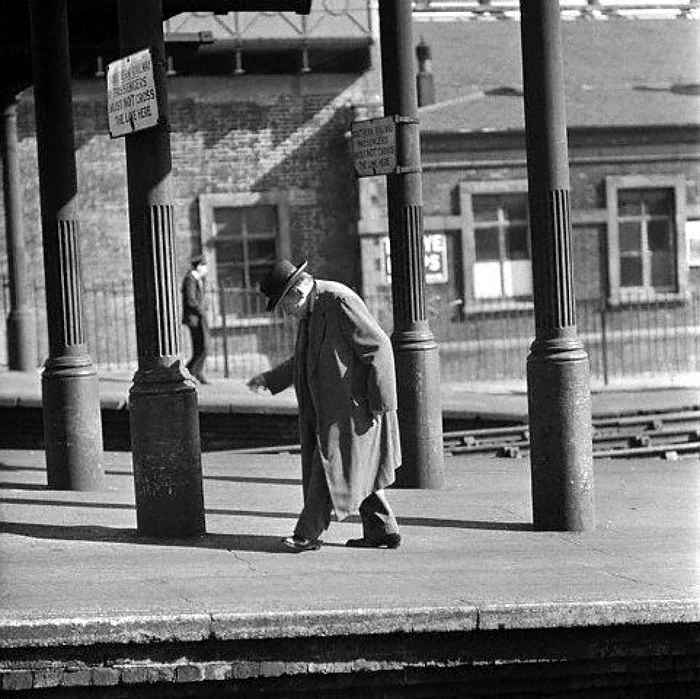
[[351, 117, 397, 177], [383, 233, 449, 285], [107, 49, 160, 138], [423, 233, 449, 283]]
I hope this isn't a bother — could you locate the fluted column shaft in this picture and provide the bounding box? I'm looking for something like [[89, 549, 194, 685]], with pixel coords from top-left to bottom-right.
[[520, 0, 594, 531], [29, 0, 104, 490], [2, 95, 37, 371], [119, 0, 205, 538], [379, 0, 444, 489]]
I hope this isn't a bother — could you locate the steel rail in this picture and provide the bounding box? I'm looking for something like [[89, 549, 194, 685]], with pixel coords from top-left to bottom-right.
[[234, 408, 700, 459]]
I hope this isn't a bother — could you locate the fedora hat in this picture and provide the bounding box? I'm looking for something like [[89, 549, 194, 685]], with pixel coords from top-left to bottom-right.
[[260, 259, 309, 311]]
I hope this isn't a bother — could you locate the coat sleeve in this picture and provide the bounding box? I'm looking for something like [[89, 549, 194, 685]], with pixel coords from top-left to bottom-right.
[[263, 356, 294, 395], [337, 296, 397, 414]]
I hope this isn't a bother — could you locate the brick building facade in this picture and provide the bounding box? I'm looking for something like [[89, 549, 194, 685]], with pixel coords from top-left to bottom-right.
[[359, 18, 700, 308], [2, 7, 699, 381], [2, 4, 381, 293]]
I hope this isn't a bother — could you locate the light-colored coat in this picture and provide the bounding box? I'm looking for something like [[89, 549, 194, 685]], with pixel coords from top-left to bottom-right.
[[263, 280, 402, 520]]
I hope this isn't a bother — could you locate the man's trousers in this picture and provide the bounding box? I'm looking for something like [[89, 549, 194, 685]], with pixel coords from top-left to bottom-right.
[[293, 448, 400, 541]]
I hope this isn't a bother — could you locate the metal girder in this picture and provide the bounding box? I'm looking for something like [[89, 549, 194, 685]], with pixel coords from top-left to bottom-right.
[[0, 0, 312, 95], [164, 0, 312, 13]]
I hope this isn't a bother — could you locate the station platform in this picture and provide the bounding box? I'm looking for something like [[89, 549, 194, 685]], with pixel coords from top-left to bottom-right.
[[1, 368, 699, 426], [1, 370, 699, 695], [1, 448, 700, 694]]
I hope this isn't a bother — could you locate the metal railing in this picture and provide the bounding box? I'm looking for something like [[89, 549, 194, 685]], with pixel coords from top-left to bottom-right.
[[1, 275, 698, 385], [411, 1, 700, 20]]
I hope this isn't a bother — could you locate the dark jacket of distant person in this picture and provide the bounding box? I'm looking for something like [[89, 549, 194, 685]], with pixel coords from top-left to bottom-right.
[[181, 268, 207, 328]]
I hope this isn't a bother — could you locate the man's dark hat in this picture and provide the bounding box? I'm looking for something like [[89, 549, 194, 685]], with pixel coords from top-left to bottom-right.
[[260, 259, 308, 311]]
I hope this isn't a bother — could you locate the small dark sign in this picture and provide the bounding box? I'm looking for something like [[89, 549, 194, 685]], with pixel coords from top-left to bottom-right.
[[351, 116, 397, 177]]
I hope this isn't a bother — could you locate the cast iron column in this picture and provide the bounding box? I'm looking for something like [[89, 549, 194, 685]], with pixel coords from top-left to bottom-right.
[[378, 0, 444, 489], [29, 0, 104, 490], [118, 0, 205, 538], [2, 94, 37, 371], [519, 0, 595, 531]]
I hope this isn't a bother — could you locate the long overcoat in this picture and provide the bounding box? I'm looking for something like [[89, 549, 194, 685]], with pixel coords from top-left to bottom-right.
[[262, 280, 402, 520]]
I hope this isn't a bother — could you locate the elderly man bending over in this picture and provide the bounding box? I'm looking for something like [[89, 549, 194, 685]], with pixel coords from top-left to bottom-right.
[[247, 259, 402, 552]]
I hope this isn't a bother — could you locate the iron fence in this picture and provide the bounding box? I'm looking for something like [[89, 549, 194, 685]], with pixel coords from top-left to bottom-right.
[[1, 274, 698, 385]]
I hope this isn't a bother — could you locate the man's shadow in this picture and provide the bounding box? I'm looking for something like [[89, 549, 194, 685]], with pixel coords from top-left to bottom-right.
[[0, 521, 299, 554], [1, 509, 532, 555], [1, 463, 533, 553]]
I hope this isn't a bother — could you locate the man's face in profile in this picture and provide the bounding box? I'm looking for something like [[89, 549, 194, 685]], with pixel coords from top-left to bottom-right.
[[279, 276, 313, 319]]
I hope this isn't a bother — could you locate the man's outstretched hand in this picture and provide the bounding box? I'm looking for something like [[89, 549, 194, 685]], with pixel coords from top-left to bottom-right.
[[246, 374, 268, 394]]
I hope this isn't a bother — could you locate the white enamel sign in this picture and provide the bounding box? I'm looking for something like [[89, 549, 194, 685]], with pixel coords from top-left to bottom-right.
[[107, 49, 159, 138]]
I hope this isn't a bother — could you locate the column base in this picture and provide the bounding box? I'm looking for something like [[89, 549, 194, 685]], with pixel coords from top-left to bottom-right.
[[527, 339, 595, 532], [130, 363, 205, 539], [392, 332, 444, 489], [42, 356, 104, 491]]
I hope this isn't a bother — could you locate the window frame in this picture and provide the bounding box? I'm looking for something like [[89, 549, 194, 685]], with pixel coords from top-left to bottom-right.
[[198, 191, 291, 326], [459, 179, 533, 309], [606, 175, 688, 305]]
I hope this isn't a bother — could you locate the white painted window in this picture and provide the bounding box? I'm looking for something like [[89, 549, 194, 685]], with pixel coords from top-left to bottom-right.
[[472, 193, 532, 300], [606, 175, 688, 303], [617, 188, 676, 292]]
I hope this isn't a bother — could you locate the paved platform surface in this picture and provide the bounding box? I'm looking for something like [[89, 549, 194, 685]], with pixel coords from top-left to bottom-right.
[[1, 447, 699, 647], [1, 369, 699, 648], [1, 369, 699, 424]]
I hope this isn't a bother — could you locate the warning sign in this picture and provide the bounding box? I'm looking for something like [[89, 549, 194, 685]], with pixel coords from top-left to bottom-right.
[[351, 116, 397, 177], [107, 49, 159, 138]]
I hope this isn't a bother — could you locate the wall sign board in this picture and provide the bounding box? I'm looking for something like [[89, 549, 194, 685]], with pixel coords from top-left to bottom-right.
[[107, 49, 160, 138], [351, 116, 397, 177], [384, 233, 448, 284]]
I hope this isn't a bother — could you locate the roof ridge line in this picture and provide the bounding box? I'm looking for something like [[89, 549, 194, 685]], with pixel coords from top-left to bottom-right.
[[419, 90, 486, 112]]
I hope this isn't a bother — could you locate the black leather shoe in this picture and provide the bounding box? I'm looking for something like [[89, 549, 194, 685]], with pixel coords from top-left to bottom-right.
[[282, 535, 322, 552], [346, 533, 401, 549]]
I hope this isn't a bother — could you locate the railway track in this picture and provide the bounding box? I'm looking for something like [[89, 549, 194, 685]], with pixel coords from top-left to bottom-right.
[[233, 408, 700, 460]]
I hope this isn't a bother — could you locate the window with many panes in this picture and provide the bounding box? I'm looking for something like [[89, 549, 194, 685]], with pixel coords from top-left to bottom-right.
[[472, 193, 531, 300], [459, 181, 532, 305], [198, 192, 290, 319], [213, 205, 278, 292], [606, 175, 687, 303], [617, 188, 676, 292]]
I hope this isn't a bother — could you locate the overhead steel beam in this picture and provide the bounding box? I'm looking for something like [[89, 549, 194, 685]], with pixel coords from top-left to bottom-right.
[[0, 1, 313, 94], [164, 0, 312, 13]]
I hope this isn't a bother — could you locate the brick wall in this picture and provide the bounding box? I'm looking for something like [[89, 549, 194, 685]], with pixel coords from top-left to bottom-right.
[[2, 73, 377, 292], [416, 131, 700, 303]]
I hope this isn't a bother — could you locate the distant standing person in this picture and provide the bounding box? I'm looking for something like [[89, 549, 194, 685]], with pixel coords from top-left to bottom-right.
[[181, 255, 210, 385], [247, 259, 402, 552]]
